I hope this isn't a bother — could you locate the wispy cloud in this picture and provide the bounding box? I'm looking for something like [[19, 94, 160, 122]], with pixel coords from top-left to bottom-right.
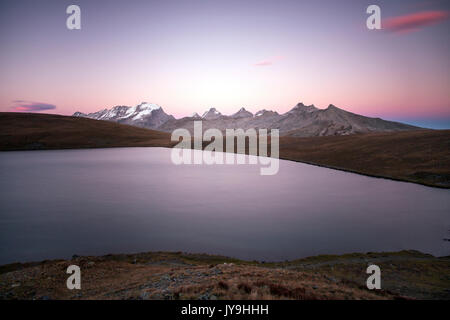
[[11, 100, 56, 112], [254, 60, 273, 66], [253, 55, 284, 67], [384, 10, 449, 34]]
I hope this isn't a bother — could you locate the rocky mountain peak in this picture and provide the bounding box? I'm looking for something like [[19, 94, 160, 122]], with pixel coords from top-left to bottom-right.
[[202, 108, 222, 120], [231, 107, 253, 119], [327, 104, 339, 110], [74, 100, 418, 137], [255, 109, 278, 117], [290, 102, 318, 113]]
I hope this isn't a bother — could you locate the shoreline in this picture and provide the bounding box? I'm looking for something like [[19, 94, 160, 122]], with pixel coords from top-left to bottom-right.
[[1, 248, 448, 270], [278, 156, 450, 189], [1, 145, 449, 190], [1, 113, 449, 189]]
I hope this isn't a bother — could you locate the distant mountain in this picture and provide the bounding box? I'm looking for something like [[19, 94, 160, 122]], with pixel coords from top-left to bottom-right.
[[201, 108, 222, 120], [74, 102, 418, 136], [73, 102, 174, 129], [158, 102, 418, 136], [231, 108, 253, 119], [255, 109, 279, 118], [279, 103, 417, 137]]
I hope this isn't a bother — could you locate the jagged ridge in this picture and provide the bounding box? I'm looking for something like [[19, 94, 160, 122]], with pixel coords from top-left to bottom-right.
[[74, 102, 418, 136]]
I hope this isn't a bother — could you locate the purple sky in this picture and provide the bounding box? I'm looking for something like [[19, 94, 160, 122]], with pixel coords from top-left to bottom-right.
[[0, 0, 449, 128]]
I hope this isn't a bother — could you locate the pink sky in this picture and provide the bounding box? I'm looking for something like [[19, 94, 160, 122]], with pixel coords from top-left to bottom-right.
[[0, 0, 449, 124]]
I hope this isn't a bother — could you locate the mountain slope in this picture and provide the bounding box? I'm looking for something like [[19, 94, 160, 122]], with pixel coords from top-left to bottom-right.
[[0, 112, 173, 150], [73, 102, 174, 130], [202, 107, 222, 120], [158, 103, 417, 136], [280, 103, 417, 136], [73, 102, 419, 137], [231, 107, 253, 119]]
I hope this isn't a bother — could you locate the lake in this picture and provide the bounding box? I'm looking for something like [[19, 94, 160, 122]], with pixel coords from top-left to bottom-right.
[[0, 147, 449, 264]]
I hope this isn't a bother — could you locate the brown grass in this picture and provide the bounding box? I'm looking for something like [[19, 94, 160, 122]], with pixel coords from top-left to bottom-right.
[[217, 281, 229, 290], [0, 112, 174, 150], [279, 130, 450, 188], [1, 250, 448, 300]]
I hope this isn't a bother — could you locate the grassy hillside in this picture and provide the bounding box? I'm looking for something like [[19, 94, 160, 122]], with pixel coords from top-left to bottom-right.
[[1, 250, 448, 300], [279, 130, 450, 188], [1, 112, 449, 187], [0, 112, 174, 150]]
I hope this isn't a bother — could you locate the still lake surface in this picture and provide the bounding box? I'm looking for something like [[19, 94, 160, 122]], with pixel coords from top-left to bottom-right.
[[0, 147, 449, 264]]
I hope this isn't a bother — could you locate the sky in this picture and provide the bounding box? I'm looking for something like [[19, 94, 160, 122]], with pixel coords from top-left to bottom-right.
[[0, 0, 449, 128]]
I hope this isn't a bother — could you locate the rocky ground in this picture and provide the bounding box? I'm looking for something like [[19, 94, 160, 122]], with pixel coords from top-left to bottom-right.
[[1, 250, 449, 300]]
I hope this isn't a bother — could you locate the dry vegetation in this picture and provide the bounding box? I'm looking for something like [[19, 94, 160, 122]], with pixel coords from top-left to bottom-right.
[[1, 250, 448, 300], [0, 112, 175, 150], [279, 130, 450, 188]]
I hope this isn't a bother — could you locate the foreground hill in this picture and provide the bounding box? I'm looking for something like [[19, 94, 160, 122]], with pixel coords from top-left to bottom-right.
[[0, 250, 448, 300], [0, 112, 174, 150], [1, 112, 449, 187], [74, 102, 418, 136]]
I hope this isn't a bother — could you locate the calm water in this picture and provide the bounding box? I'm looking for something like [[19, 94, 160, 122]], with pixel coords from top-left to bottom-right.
[[0, 147, 449, 264]]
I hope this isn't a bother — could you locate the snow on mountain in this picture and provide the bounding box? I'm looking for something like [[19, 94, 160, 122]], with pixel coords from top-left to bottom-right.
[[254, 109, 279, 118], [124, 102, 161, 120], [231, 107, 253, 119], [74, 101, 418, 137], [201, 108, 222, 120], [72, 102, 171, 129]]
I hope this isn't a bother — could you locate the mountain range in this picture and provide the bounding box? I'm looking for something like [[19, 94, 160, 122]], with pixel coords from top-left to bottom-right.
[[73, 102, 418, 136]]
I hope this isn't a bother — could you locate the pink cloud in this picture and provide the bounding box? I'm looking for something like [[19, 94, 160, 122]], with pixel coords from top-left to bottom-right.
[[384, 10, 449, 34], [254, 60, 273, 66], [253, 55, 284, 67], [11, 100, 56, 112]]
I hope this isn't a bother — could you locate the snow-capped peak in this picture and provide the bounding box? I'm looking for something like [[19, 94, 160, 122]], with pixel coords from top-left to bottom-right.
[[202, 107, 219, 116], [290, 102, 317, 113], [202, 108, 222, 120], [119, 102, 162, 120], [137, 102, 161, 111], [255, 109, 267, 117], [231, 107, 253, 118]]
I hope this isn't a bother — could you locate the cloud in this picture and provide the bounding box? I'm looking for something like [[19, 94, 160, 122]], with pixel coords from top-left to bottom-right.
[[254, 60, 273, 66], [11, 100, 56, 112], [254, 55, 284, 67], [384, 10, 449, 34]]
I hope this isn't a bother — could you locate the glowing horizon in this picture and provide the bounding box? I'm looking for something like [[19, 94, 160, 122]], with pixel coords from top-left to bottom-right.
[[0, 0, 449, 128]]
